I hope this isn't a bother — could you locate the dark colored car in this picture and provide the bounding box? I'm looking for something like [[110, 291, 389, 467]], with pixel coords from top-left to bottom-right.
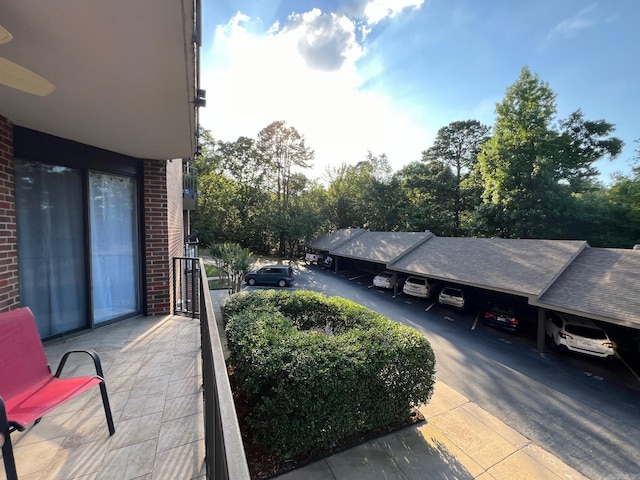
[[245, 265, 294, 287], [483, 304, 519, 332]]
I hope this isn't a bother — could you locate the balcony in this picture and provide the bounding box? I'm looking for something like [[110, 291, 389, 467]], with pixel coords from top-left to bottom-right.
[[183, 162, 198, 211], [1, 259, 249, 480]]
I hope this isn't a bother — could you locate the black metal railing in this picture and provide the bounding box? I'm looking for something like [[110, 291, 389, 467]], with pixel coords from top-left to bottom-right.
[[173, 256, 250, 479], [183, 162, 198, 210], [173, 257, 200, 317]]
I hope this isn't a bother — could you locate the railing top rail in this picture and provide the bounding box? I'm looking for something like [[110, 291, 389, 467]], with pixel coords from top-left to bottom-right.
[[197, 258, 250, 479]]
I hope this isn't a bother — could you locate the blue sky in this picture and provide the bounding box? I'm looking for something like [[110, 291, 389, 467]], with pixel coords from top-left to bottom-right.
[[199, 0, 639, 184]]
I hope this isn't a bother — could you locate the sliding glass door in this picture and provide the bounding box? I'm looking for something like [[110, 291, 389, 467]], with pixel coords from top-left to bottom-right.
[[15, 160, 141, 338]]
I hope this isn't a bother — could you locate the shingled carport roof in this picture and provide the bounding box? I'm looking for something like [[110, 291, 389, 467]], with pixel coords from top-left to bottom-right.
[[330, 231, 433, 264], [389, 237, 587, 297], [535, 247, 640, 328], [307, 228, 366, 251]]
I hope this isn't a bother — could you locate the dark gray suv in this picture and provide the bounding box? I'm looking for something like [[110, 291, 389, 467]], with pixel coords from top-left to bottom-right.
[[244, 265, 294, 287]]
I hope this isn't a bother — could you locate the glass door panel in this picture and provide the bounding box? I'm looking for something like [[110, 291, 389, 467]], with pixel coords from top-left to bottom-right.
[[15, 161, 87, 338], [89, 172, 140, 323]]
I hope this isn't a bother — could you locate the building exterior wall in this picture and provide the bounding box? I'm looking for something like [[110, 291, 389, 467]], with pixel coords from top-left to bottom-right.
[[144, 159, 183, 315], [167, 159, 184, 257], [167, 159, 184, 311], [0, 115, 19, 312]]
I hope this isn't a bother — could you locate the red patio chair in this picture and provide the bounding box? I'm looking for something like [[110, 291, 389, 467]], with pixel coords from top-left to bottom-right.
[[0, 307, 115, 480]]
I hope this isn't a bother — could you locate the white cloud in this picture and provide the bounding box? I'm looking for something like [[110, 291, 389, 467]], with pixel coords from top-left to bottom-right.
[[552, 4, 597, 37], [339, 0, 424, 25], [200, 9, 432, 182], [287, 8, 361, 71]]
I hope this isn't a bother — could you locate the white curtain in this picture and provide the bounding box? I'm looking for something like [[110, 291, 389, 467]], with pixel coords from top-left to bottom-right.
[[15, 161, 86, 337], [90, 172, 140, 323]]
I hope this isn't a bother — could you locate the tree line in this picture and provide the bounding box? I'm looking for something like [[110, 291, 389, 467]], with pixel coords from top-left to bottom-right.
[[193, 67, 640, 256]]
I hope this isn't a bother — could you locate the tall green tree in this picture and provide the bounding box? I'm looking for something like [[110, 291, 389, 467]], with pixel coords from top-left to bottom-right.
[[477, 66, 622, 239], [478, 66, 560, 238], [257, 121, 314, 253], [395, 161, 457, 235], [555, 110, 623, 192], [325, 153, 400, 231], [422, 120, 489, 235], [325, 163, 363, 229], [216, 136, 271, 248]]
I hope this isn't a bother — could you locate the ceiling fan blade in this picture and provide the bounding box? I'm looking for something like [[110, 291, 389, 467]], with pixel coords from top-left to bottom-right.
[[0, 57, 55, 96], [0, 25, 12, 45]]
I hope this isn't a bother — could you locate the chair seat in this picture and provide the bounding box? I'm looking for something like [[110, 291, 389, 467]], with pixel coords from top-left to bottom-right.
[[4, 376, 102, 430]]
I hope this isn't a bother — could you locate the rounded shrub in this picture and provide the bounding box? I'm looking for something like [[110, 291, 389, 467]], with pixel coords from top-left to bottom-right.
[[223, 289, 436, 458]]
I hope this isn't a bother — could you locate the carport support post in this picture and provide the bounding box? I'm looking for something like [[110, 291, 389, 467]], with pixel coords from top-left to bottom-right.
[[537, 307, 546, 352]]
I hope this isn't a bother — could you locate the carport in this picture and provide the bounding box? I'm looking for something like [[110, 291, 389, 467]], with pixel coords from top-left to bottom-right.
[[388, 236, 589, 352], [306, 228, 367, 269], [321, 231, 433, 295], [309, 229, 640, 356], [532, 247, 640, 360]]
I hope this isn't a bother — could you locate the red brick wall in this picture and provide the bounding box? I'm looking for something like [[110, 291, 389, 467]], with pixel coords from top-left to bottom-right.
[[144, 160, 170, 314], [143, 159, 184, 315], [0, 115, 19, 312]]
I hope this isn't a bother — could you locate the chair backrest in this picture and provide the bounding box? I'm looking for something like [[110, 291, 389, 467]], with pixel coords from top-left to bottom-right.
[[0, 307, 52, 400]]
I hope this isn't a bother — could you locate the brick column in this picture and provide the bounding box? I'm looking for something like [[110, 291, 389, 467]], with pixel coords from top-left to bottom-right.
[[0, 116, 20, 312], [144, 160, 172, 315]]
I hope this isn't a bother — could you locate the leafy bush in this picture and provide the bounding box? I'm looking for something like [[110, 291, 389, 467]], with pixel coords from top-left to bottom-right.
[[223, 289, 436, 458]]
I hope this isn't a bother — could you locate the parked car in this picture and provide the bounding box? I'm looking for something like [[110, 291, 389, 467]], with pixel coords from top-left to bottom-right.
[[546, 312, 615, 359], [402, 276, 434, 299], [373, 270, 404, 290], [245, 265, 294, 287], [483, 304, 519, 332], [438, 287, 465, 310], [304, 252, 324, 265]]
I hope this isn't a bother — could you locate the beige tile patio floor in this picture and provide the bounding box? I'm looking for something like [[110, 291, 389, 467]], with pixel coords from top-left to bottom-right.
[[1, 313, 205, 480]]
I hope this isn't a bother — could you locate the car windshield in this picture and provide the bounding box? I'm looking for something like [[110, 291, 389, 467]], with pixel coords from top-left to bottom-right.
[[407, 277, 424, 285], [443, 289, 462, 297], [565, 324, 607, 339], [378, 272, 393, 278]]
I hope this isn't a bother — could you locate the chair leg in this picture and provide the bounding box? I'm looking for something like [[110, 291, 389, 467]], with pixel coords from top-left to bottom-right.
[[0, 398, 18, 480], [99, 381, 115, 436], [1, 432, 18, 480]]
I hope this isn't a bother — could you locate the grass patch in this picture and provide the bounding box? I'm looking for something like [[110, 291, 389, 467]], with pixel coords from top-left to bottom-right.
[[204, 264, 220, 277], [208, 278, 229, 290]]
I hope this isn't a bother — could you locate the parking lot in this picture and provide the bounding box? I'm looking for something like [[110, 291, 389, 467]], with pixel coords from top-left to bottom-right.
[[242, 259, 640, 478], [245, 260, 640, 388]]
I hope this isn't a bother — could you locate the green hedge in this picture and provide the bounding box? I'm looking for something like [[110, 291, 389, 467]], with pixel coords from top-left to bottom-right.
[[223, 289, 436, 458]]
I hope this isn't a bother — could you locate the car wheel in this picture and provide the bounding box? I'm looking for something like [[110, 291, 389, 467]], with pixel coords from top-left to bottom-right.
[[248, 278, 256, 286], [278, 279, 286, 287]]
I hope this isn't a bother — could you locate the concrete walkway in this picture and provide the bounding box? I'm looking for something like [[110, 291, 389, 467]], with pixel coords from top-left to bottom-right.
[[274, 380, 588, 480]]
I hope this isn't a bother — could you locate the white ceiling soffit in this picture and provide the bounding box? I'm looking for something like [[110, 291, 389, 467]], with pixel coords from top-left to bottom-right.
[[0, 0, 198, 160]]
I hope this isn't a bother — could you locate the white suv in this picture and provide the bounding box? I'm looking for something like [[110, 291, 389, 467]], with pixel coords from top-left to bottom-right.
[[373, 270, 403, 290], [546, 313, 614, 359], [438, 287, 465, 310], [403, 276, 433, 298]]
